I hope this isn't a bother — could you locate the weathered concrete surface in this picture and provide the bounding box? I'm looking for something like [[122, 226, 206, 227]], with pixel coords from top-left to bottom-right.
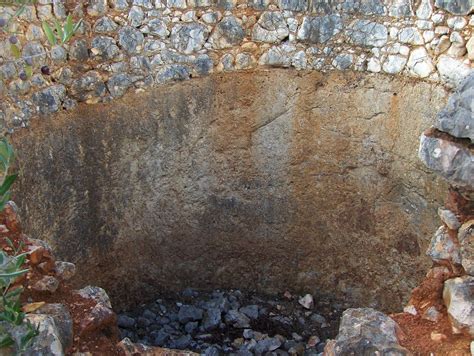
[[11, 70, 447, 311]]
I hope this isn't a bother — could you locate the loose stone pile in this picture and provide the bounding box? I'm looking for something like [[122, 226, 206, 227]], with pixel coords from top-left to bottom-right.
[[117, 289, 342, 355], [0, 0, 473, 128], [415, 71, 473, 339]]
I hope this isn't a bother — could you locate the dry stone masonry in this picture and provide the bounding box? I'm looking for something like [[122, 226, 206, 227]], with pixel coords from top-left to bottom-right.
[[0, 0, 473, 129]]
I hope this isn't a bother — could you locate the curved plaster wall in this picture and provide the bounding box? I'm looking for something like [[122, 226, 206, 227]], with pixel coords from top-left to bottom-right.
[[12, 70, 448, 311]]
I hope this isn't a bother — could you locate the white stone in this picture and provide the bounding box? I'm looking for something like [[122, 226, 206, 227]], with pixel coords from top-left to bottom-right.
[[407, 46, 434, 78], [437, 55, 473, 86], [298, 294, 314, 309], [399, 45, 410, 56], [367, 57, 381, 72], [399, 27, 424, 45], [443, 276, 474, 336], [423, 30, 435, 43], [447, 16, 467, 30], [431, 13, 444, 24], [416, 20, 433, 30], [467, 37, 474, 60], [416, 0, 433, 20], [435, 26, 450, 35], [382, 55, 407, 74], [434, 35, 451, 55], [450, 31, 465, 45], [447, 44, 467, 57]]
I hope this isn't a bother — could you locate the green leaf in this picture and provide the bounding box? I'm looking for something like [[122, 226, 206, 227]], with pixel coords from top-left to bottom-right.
[[0, 269, 29, 278], [42, 21, 56, 46], [10, 44, 21, 59], [0, 174, 17, 197], [64, 15, 73, 37], [53, 19, 64, 44], [24, 64, 33, 78], [0, 334, 14, 349]]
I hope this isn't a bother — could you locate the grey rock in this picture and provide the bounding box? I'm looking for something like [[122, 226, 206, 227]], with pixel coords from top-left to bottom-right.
[[194, 54, 213, 76], [407, 47, 434, 78], [128, 6, 144, 27], [147, 18, 169, 38], [252, 11, 289, 44], [178, 305, 204, 323], [119, 26, 144, 54], [202, 307, 222, 331], [93, 16, 119, 33], [347, 20, 388, 47], [35, 303, 73, 350], [297, 15, 343, 44], [278, 0, 307, 11], [76, 286, 112, 309], [435, 0, 473, 15], [107, 73, 132, 98], [204, 346, 220, 356], [185, 321, 199, 333], [443, 276, 474, 335], [259, 45, 293, 67], [418, 134, 474, 189], [398, 27, 424, 45], [326, 308, 409, 355], [32, 275, 60, 293], [32, 85, 66, 115], [50, 45, 67, 62], [151, 329, 171, 346], [143, 309, 157, 320], [23, 314, 63, 355], [426, 226, 462, 264], [117, 314, 136, 328], [171, 334, 192, 349], [416, 0, 433, 19], [91, 36, 120, 60], [249, 0, 270, 9], [358, 0, 385, 15], [255, 337, 282, 353], [240, 305, 259, 319], [69, 39, 89, 61], [209, 16, 244, 49], [436, 72, 474, 141], [87, 0, 108, 16], [458, 220, 474, 276], [422, 306, 442, 322], [438, 208, 461, 230], [437, 55, 473, 87], [382, 55, 407, 74], [111, 0, 130, 10], [387, 0, 413, 17], [332, 53, 353, 70], [0, 63, 17, 80], [54, 261, 76, 280], [156, 64, 190, 84], [171, 23, 208, 54], [224, 310, 251, 328], [21, 42, 47, 67], [133, 0, 154, 8]]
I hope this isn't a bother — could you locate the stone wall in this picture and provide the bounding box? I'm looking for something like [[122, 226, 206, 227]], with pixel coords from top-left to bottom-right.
[[0, 0, 473, 128], [11, 70, 449, 311]]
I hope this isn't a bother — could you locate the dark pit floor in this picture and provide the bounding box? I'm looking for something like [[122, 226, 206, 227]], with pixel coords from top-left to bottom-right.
[[117, 289, 344, 355]]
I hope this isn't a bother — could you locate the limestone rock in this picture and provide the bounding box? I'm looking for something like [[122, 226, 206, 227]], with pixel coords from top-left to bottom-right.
[[118, 26, 144, 54], [77, 286, 112, 308], [418, 133, 474, 189], [443, 276, 474, 335], [93, 16, 119, 33], [426, 226, 462, 264], [171, 23, 209, 54], [32, 85, 66, 115], [278, 0, 307, 11], [458, 220, 474, 276], [32, 275, 60, 293], [156, 64, 190, 83], [252, 11, 289, 44], [298, 294, 314, 309], [54, 261, 76, 281], [324, 308, 408, 355], [79, 302, 116, 335], [416, 0, 433, 19], [178, 305, 204, 323], [438, 208, 461, 230], [436, 72, 474, 141], [224, 310, 251, 328], [297, 15, 343, 44], [91, 36, 120, 60], [399, 27, 424, 45], [107, 73, 132, 98], [435, 0, 473, 15], [437, 55, 473, 87], [382, 55, 407, 74], [209, 16, 244, 49], [259, 44, 294, 67], [23, 314, 64, 356], [407, 47, 434, 78], [35, 303, 73, 350], [387, 0, 413, 17], [69, 71, 107, 102], [467, 37, 474, 61], [347, 20, 388, 47]]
